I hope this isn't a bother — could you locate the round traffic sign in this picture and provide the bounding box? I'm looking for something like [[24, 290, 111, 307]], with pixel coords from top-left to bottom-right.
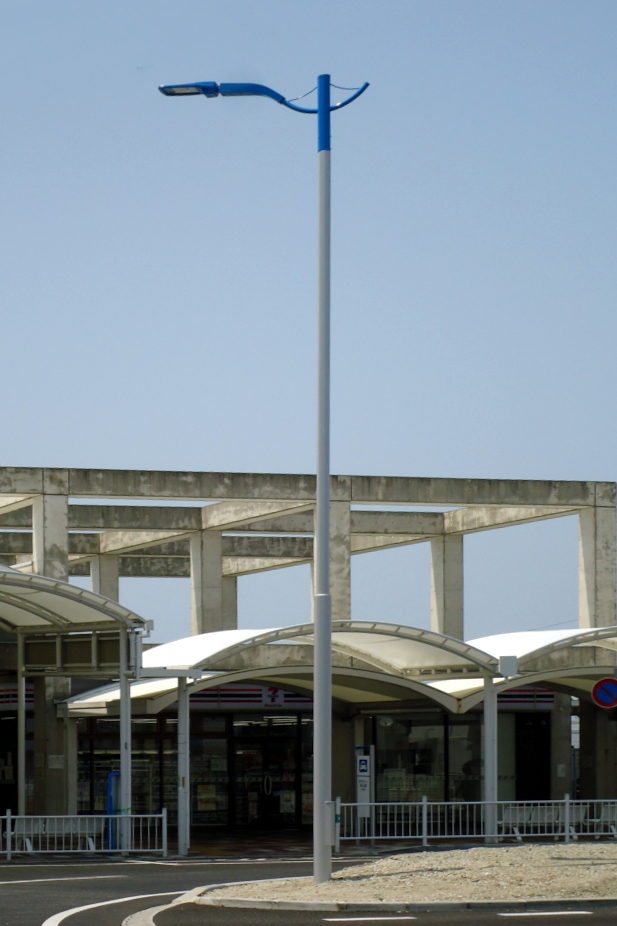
[[592, 677, 617, 709]]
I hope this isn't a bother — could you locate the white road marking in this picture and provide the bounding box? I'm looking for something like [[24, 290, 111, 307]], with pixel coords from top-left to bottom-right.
[[497, 914, 592, 918], [0, 875, 124, 886], [40, 891, 185, 926], [323, 919, 416, 923]]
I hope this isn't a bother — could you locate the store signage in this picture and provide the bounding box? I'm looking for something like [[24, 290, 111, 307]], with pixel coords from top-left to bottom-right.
[[592, 678, 617, 709]]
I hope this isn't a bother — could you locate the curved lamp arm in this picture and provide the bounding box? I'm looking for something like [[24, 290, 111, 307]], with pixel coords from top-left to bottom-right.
[[159, 80, 369, 113]]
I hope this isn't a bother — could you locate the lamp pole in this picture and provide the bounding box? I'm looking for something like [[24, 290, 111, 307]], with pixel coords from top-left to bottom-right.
[[313, 73, 333, 883], [159, 74, 368, 883]]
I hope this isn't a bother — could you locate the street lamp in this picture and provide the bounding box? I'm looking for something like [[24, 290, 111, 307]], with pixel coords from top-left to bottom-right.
[[159, 74, 368, 883]]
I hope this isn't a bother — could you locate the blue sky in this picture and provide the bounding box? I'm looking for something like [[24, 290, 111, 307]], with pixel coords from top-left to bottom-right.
[[1, 1, 615, 641]]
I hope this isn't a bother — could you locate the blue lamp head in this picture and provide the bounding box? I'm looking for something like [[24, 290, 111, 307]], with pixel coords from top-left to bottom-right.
[[159, 82, 219, 98]]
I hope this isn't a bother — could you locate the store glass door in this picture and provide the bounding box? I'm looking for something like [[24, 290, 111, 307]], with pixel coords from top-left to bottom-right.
[[233, 715, 300, 828]]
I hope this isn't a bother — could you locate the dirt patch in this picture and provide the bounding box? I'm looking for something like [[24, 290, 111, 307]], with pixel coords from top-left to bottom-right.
[[202, 843, 617, 903]]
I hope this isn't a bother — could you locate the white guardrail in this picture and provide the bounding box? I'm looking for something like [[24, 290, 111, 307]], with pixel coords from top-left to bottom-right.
[[335, 797, 617, 851], [0, 811, 167, 859]]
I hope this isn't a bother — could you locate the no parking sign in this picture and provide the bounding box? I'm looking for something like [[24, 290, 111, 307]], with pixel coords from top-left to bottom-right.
[[592, 678, 617, 709]]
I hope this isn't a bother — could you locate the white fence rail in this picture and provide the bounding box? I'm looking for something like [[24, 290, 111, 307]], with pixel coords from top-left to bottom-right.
[[336, 797, 617, 850], [0, 811, 167, 858]]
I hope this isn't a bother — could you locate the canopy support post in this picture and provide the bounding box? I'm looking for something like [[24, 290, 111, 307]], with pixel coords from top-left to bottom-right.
[[119, 627, 132, 852], [17, 634, 26, 816], [483, 675, 498, 844], [177, 677, 190, 857]]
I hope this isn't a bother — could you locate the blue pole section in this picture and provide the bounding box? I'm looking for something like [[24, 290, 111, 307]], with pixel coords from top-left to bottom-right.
[[313, 73, 333, 884], [318, 74, 331, 152]]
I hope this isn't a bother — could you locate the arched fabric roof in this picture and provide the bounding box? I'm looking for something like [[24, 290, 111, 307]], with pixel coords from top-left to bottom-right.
[[66, 621, 499, 717], [64, 622, 617, 718], [435, 626, 617, 711], [0, 563, 148, 633], [142, 621, 499, 675]]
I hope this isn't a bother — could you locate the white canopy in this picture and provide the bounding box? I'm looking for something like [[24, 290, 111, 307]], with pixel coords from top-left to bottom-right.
[[0, 563, 148, 634], [64, 621, 617, 717]]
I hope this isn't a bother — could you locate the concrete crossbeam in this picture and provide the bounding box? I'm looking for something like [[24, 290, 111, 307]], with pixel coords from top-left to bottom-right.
[[0, 533, 99, 555], [444, 506, 576, 534], [223, 556, 308, 576], [201, 500, 313, 530], [0, 495, 37, 515], [0, 533, 315, 560], [99, 529, 191, 555], [350, 510, 443, 534], [351, 534, 427, 553], [232, 513, 314, 534], [0, 467, 611, 508]]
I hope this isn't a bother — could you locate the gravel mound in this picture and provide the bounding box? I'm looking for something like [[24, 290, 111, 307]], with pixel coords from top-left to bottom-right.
[[203, 843, 617, 903]]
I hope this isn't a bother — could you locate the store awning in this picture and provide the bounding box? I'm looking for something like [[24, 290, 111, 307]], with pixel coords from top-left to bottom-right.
[[0, 563, 148, 634]]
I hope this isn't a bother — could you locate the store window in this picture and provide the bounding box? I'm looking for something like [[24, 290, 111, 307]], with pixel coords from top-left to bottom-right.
[[376, 714, 446, 802]]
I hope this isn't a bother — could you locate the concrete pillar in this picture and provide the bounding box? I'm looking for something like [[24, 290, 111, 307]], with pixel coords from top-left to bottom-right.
[[222, 576, 238, 630], [579, 701, 617, 799], [91, 555, 120, 601], [33, 676, 71, 813], [578, 506, 617, 628], [551, 693, 572, 800], [330, 502, 351, 622], [430, 535, 464, 639], [311, 503, 350, 623], [190, 532, 225, 634], [32, 490, 71, 814], [65, 718, 78, 815], [32, 493, 69, 580], [332, 716, 354, 803]]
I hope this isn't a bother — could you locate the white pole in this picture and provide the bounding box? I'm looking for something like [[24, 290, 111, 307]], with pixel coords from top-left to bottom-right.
[[313, 72, 332, 885], [119, 627, 132, 851], [177, 677, 190, 856], [17, 635, 26, 816], [483, 675, 498, 844]]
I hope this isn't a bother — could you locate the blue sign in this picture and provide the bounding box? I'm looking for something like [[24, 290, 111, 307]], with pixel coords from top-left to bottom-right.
[[592, 678, 617, 709]]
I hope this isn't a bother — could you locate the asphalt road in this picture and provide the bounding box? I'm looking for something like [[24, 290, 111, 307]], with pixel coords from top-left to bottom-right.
[[3, 858, 617, 926], [157, 907, 617, 926], [0, 858, 326, 926]]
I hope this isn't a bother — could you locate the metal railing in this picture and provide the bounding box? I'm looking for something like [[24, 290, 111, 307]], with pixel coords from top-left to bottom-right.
[[0, 810, 167, 858], [335, 796, 617, 850]]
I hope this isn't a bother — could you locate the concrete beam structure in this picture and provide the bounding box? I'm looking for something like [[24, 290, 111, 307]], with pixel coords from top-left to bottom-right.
[[0, 466, 613, 642], [0, 467, 610, 507]]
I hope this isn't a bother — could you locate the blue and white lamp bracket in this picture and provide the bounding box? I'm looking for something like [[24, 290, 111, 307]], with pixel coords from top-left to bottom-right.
[[158, 76, 369, 152]]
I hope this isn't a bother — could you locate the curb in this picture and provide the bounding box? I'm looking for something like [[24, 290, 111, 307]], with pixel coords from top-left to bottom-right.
[[194, 882, 617, 913]]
